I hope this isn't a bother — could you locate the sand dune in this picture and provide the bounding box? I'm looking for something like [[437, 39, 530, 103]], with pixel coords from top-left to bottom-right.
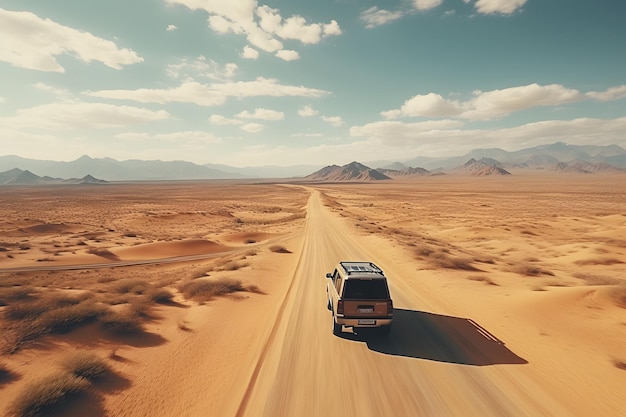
[[0, 177, 625, 417]]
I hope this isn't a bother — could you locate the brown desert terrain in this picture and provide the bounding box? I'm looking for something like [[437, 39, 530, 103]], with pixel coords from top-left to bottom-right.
[[1, 173, 625, 417]]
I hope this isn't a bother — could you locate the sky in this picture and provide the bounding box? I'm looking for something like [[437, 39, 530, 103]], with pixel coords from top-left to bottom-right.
[[1, 0, 625, 167]]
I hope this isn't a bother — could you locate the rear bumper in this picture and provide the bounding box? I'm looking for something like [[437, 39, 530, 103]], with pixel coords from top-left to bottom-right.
[[336, 317, 393, 328]]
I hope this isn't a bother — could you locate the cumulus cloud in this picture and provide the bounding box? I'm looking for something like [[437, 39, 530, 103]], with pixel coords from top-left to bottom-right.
[[413, 0, 444, 11], [465, 0, 527, 15], [1, 101, 169, 130], [209, 114, 243, 125], [298, 105, 319, 117], [166, 24, 177, 31], [236, 108, 285, 120], [86, 78, 329, 106], [275, 49, 300, 61], [350, 116, 626, 153], [165, 0, 341, 59], [241, 45, 260, 59], [240, 122, 264, 133], [0, 8, 142, 72], [383, 83, 587, 121], [586, 85, 626, 102], [360, 7, 404, 28], [166, 57, 237, 81], [322, 116, 343, 127]]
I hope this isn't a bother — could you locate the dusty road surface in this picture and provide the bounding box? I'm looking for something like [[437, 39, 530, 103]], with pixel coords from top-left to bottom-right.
[[231, 190, 573, 417]]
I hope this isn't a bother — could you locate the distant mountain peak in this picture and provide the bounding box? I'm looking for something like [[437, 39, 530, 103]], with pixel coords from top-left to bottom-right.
[[304, 162, 390, 182]]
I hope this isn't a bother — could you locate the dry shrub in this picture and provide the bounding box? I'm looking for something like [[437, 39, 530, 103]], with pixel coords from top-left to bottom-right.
[[179, 278, 246, 301], [0, 286, 38, 305], [7, 371, 89, 417], [573, 273, 621, 286], [609, 283, 626, 309], [509, 263, 554, 277], [269, 245, 291, 254], [109, 279, 150, 295], [100, 308, 144, 334], [613, 359, 626, 370], [60, 352, 111, 381], [148, 288, 175, 304], [220, 261, 249, 271], [575, 257, 624, 266], [468, 275, 498, 286], [427, 251, 479, 271]]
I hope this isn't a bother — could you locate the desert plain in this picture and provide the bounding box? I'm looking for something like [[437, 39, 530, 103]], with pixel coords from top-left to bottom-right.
[[0, 173, 625, 417]]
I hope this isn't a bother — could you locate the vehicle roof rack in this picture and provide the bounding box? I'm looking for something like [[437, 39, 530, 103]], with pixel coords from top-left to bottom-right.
[[339, 261, 383, 275]]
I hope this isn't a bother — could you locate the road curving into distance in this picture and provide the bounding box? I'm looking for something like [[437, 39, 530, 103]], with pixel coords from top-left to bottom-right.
[[234, 189, 574, 417]]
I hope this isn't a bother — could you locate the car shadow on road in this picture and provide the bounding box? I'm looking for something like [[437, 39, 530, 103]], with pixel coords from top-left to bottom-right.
[[338, 308, 528, 366]]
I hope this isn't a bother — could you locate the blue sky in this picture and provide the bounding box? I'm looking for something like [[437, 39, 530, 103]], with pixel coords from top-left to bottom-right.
[[1, 0, 625, 167]]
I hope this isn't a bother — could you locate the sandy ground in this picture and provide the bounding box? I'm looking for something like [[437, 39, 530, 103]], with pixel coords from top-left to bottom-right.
[[1, 174, 625, 416]]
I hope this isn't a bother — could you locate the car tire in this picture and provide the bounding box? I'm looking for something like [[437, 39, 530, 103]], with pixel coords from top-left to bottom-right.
[[332, 317, 342, 335]]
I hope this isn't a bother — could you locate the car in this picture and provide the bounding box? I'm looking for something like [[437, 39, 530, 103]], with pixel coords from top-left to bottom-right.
[[326, 261, 393, 336]]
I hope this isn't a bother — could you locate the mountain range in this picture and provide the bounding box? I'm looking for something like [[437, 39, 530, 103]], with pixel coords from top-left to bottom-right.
[[1, 142, 625, 182]]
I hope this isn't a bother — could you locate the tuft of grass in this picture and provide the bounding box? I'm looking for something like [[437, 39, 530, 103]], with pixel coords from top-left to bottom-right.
[[509, 263, 554, 277], [269, 245, 291, 254], [60, 352, 111, 381], [573, 273, 621, 286], [7, 371, 89, 417], [148, 288, 175, 304], [100, 309, 144, 335], [109, 278, 150, 295], [0, 286, 38, 305], [613, 359, 626, 371], [428, 251, 480, 271], [179, 278, 246, 301], [468, 275, 498, 286]]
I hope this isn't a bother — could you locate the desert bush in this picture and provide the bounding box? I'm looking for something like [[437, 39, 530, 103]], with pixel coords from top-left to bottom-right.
[[468, 275, 498, 286], [0, 286, 38, 305], [148, 288, 175, 304], [60, 352, 111, 381], [7, 371, 89, 417], [428, 251, 479, 271], [4, 294, 86, 321], [109, 279, 150, 295], [36, 301, 104, 333], [269, 245, 291, 254], [100, 308, 144, 335], [179, 278, 246, 301], [573, 273, 621, 286], [613, 359, 626, 371], [509, 263, 554, 277]]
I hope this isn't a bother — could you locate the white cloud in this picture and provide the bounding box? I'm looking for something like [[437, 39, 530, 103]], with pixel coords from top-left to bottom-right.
[[165, 0, 341, 59], [1, 101, 170, 130], [166, 57, 238, 81], [298, 105, 318, 117], [360, 7, 404, 29], [350, 116, 626, 155], [86, 78, 329, 106], [236, 108, 285, 121], [152, 131, 221, 143], [275, 49, 300, 61], [383, 83, 586, 121], [240, 122, 264, 133], [0, 8, 142, 72], [34, 82, 72, 98], [586, 85, 626, 102], [290, 132, 324, 138], [468, 0, 527, 15], [323, 20, 342, 36], [166, 24, 177, 31], [322, 116, 343, 127], [241, 45, 260, 59], [413, 0, 444, 11], [209, 114, 243, 125]]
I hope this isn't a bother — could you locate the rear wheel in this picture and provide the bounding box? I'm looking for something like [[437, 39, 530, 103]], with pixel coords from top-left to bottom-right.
[[332, 316, 342, 335]]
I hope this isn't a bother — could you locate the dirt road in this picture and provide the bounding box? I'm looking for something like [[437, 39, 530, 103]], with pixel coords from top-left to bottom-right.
[[233, 190, 574, 417]]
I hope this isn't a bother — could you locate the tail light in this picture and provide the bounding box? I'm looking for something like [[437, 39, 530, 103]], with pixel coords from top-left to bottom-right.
[[387, 300, 393, 316], [337, 300, 344, 315]]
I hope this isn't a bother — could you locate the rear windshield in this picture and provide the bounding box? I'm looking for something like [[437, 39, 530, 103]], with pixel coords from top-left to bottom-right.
[[342, 279, 389, 300]]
